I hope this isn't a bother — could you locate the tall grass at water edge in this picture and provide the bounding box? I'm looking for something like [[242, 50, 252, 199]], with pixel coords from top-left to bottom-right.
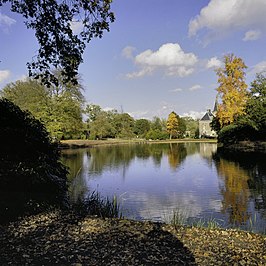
[[168, 209, 266, 235], [71, 191, 123, 219]]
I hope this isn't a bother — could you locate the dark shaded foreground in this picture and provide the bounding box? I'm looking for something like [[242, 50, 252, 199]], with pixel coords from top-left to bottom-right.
[[0, 211, 265, 265]]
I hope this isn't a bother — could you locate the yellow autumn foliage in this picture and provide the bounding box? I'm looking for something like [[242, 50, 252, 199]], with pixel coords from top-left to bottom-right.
[[216, 54, 248, 127]]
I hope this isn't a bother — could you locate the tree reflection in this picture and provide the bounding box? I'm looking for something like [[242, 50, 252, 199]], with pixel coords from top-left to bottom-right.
[[167, 143, 187, 170], [61, 149, 88, 202], [215, 151, 266, 220], [87, 145, 135, 176], [214, 154, 251, 225]]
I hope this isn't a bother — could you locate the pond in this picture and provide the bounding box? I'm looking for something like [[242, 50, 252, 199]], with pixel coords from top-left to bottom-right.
[[61, 142, 266, 233]]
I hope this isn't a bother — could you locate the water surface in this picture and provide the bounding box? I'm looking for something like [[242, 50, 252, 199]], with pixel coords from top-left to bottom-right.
[[61, 142, 266, 233]]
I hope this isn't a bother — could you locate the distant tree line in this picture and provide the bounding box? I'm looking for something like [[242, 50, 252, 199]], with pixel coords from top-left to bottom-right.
[[211, 54, 266, 144], [1, 77, 200, 140]]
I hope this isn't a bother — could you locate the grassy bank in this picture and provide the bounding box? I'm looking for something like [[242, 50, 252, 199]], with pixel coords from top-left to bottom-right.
[[60, 138, 217, 149]]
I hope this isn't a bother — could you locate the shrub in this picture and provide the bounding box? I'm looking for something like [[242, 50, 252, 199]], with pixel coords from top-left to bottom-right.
[[218, 124, 258, 145], [0, 99, 68, 221], [145, 129, 168, 140]]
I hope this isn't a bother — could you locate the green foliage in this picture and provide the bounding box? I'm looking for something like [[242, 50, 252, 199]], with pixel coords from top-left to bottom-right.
[[177, 116, 186, 138], [210, 116, 222, 133], [2, 77, 84, 140], [134, 119, 150, 137], [89, 111, 116, 139], [245, 72, 266, 137], [0, 99, 68, 220], [183, 117, 199, 138], [151, 116, 163, 131], [85, 104, 103, 122], [218, 124, 258, 145], [0, 0, 115, 85], [113, 113, 135, 139], [145, 129, 168, 140], [217, 72, 266, 144]]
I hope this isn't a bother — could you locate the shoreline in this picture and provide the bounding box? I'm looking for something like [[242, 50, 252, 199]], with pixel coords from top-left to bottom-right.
[[59, 138, 217, 149], [217, 141, 266, 154]]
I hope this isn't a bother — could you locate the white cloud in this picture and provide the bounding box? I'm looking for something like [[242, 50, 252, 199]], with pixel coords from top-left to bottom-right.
[[182, 111, 205, 120], [126, 66, 154, 79], [128, 110, 149, 119], [0, 12, 16, 27], [0, 70, 11, 83], [188, 0, 266, 41], [250, 61, 266, 74], [125, 43, 198, 78], [243, 30, 261, 41], [189, 84, 201, 91], [102, 106, 116, 112], [206, 57, 223, 69], [122, 46, 136, 59], [70, 20, 83, 34], [170, 88, 183, 93]]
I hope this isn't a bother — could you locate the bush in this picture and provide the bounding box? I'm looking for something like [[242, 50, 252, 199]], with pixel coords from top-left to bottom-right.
[[0, 99, 68, 221], [218, 124, 258, 145], [145, 129, 168, 140]]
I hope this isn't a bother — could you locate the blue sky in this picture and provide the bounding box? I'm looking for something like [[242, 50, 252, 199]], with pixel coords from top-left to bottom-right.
[[1, 0, 266, 119]]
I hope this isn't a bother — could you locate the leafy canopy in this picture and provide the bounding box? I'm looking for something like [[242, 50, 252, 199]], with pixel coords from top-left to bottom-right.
[[167, 111, 179, 139], [1, 75, 84, 139], [0, 98, 68, 219], [0, 0, 115, 85], [245, 72, 266, 135], [216, 54, 248, 127]]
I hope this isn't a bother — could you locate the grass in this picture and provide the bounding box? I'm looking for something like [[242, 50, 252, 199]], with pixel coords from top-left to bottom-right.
[[169, 209, 224, 230], [71, 191, 123, 219], [168, 209, 266, 235]]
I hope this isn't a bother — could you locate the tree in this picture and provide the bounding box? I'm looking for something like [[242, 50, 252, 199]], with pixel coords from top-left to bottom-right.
[[85, 104, 103, 122], [0, 79, 50, 119], [1, 77, 84, 139], [246, 72, 266, 133], [113, 113, 135, 139], [183, 117, 199, 138], [0, 99, 68, 219], [0, 0, 115, 85], [177, 116, 186, 138], [151, 116, 163, 131], [167, 111, 179, 139], [215, 54, 248, 127], [89, 111, 115, 139], [134, 119, 150, 137]]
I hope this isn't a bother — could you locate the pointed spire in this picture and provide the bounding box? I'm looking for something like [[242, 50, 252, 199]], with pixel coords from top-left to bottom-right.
[[213, 95, 218, 113]]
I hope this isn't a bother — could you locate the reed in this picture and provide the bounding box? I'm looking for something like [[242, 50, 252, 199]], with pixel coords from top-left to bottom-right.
[[72, 191, 123, 219]]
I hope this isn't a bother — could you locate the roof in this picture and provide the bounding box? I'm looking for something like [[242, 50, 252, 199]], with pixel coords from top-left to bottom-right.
[[200, 110, 214, 121]]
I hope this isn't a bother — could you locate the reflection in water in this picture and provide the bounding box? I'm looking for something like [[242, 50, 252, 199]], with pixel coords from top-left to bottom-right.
[[214, 151, 266, 224], [61, 149, 88, 202], [215, 158, 250, 225], [167, 143, 187, 169], [61, 143, 266, 233]]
